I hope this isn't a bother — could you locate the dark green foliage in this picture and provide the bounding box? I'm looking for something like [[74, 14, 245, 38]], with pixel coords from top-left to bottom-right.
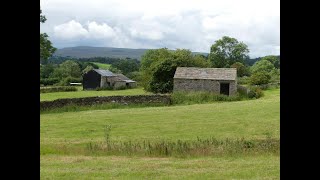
[[209, 36, 249, 68], [230, 62, 250, 77], [126, 71, 142, 82], [40, 8, 56, 63], [40, 78, 60, 86], [77, 61, 99, 71], [140, 48, 210, 93], [40, 64, 56, 78], [40, 33, 57, 63], [40, 86, 77, 93], [52, 60, 82, 79], [261, 55, 280, 69], [247, 86, 264, 98], [237, 76, 250, 85], [251, 59, 275, 74], [57, 76, 82, 86], [110, 59, 140, 75], [250, 72, 271, 85]]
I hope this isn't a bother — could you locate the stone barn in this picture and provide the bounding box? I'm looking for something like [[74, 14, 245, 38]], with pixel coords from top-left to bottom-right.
[[83, 69, 136, 90], [173, 67, 237, 96]]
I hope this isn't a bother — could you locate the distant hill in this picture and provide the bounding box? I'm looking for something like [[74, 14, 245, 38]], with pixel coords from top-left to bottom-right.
[[53, 46, 208, 60], [245, 55, 280, 66], [53, 46, 279, 65]]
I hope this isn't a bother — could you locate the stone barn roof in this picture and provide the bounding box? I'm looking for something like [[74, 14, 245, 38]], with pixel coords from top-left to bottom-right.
[[115, 74, 136, 83], [93, 69, 116, 77], [174, 67, 237, 81]]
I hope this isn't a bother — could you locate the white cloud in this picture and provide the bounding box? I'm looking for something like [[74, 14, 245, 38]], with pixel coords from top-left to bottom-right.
[[41, 0, 280, 57], [87, 21, 116, 39], [53, 20, 88, 39]]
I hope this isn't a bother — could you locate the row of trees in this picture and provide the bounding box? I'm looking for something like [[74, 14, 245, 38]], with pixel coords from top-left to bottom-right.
[[140, 36, 280, 93]]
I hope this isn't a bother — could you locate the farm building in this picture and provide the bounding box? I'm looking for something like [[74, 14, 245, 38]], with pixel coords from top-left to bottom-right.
[[173, 67, 237, 96], [83, 69, 137, 90]]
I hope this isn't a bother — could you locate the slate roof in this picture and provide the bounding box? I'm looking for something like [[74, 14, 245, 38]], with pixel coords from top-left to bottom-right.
[[114, 73, 136, 83], [93, 69, 116, 77], [174, 67, 237, 81]]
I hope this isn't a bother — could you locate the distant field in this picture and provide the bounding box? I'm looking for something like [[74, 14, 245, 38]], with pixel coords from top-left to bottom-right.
[[92, 62, 111, 69], [40, 88, 280, 179], [40, 87, 149, 101]]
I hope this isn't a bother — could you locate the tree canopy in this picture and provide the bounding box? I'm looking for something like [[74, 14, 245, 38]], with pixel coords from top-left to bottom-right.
[[260, 55, 280, 69], [209, 36, 249, 68], [140, 48, 210, 93], [40, 8, 56, 63]]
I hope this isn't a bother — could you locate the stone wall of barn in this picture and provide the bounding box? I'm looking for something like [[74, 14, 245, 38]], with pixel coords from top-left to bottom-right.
[[114, 81, 126, 89], [173, 78, 237, 96]]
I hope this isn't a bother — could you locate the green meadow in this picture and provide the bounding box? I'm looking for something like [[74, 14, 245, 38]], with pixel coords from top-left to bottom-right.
[[40, 87, 149, 101], [40, 88, 280, 179]]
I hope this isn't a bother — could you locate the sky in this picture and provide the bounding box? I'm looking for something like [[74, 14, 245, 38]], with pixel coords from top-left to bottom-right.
[[40, 0, 280, 58]]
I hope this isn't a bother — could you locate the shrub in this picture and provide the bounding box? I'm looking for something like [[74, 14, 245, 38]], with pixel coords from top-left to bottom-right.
[[249, 72, 271, 85], [57, 76, 82, 86], [237, 85, 264, 99], [247, 86, 264, 99], [40, 78, 60, 86], [40, 86, 77, 93], [237, 76, 250, 85]]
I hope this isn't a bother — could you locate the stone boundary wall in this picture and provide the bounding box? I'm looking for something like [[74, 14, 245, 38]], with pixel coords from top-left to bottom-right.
[[40, 95, 171, 110]]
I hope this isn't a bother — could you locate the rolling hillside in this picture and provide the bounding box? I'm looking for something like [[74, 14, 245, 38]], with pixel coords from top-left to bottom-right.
[[53, 46, 208, 60]]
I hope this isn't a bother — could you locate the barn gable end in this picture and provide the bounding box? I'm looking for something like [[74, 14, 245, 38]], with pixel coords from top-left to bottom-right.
[[173, 67, 237, 96]]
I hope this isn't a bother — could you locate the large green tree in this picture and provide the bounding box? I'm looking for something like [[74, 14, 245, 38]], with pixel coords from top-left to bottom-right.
[[52, 60, 81, 79], [250, 59, 275, 74], [40, 8, 56, 64], [140, 48, 210, 93], [209, 36, 249, 68], [260, 55, 280, 69]]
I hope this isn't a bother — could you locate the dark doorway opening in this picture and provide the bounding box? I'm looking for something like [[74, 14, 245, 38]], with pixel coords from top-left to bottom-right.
[[220, 83, 230, 96], [126, 83, 129, 87]]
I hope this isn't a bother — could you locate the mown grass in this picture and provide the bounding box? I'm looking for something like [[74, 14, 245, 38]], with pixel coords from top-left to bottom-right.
[[41, 89, 279, 143], [40, 87, 149, 101], [41, 155, 280, 179], [40, 88, 279, 179], [92, 62, 111, 69]]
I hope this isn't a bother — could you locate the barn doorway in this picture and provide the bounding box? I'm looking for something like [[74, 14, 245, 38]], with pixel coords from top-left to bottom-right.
[[220, 83, 230, 95]]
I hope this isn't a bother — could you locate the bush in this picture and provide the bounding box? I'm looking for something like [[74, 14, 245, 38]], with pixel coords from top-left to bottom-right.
[[40, 78, 60, 86], [249, 72, 271, 85], [237, 76, 250, 85], [237, 85, 264, 99], [247, 86, 264, 99], [57, 76, 82, 86], [40, 86, 78, 93]]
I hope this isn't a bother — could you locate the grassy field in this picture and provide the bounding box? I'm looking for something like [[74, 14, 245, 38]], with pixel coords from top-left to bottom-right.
[[40, 87, 149, 101], [92, 62, 111, 70], [41, 155, 279, 179], [40, 88, 279, 179]]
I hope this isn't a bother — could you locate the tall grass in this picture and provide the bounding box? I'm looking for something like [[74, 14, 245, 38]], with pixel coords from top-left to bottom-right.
[[41, 137, 279, 157], [171, 91, 243, 105]]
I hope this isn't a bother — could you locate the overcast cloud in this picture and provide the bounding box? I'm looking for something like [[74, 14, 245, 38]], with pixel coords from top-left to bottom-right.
[[40, 0, 280, 58]]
